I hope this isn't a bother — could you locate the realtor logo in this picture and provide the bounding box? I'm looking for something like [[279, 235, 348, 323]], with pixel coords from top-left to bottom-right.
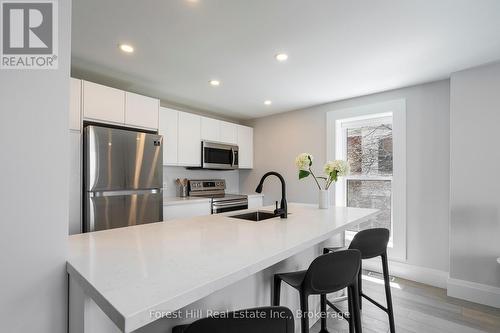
[[1, 0, 58, 69]]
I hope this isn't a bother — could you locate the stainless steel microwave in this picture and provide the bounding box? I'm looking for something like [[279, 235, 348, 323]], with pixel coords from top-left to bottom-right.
[[201, 141, 239, 170]]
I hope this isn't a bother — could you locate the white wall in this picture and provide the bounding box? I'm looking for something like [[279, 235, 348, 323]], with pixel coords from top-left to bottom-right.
[[449, 63, 500, 296], [163, 167, 240, 197], [240, 80, 450, 273], [0, 1, 71, 332]]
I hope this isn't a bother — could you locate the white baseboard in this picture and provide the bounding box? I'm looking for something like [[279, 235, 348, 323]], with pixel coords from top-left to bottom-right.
[[447, 277, 500, 308], [362, 258, 449, 289], [335, 257, 500, 309]]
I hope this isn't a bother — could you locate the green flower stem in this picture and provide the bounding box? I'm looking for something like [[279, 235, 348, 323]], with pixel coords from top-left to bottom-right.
[[325, 171, 338, 190], [308, 168, 323, 190]]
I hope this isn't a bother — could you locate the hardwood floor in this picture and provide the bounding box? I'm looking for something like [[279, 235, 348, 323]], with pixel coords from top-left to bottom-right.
[[310, 271, 500, 333]]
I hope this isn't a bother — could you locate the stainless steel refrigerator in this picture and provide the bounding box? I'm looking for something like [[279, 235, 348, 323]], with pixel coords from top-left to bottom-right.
[[83, 125, 163, 232]]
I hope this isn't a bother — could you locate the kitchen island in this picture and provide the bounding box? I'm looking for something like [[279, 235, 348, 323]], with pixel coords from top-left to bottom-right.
[[68, 203, 377, 333]]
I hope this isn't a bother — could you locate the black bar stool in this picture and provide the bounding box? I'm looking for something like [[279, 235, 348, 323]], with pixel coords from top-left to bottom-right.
[[273, 250, 362, 333], [324, 228, 395, 333], [172, 306, 294, 333]]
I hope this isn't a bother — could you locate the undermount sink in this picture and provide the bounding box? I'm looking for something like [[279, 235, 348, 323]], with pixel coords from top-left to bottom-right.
[[229, 210, 278, 222]]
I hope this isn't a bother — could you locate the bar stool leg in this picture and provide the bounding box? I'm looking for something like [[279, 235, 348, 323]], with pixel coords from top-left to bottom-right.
[[350, 278, 363, 333], [381, 253, 396, 333], [320, 294, 329, 332], [347, 288, 354, 333], [299, 292, 310, 333], [358, 263, 363, 310], [273, 275, 281, 306]]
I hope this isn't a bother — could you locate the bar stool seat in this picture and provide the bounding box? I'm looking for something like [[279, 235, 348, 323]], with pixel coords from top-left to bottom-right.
[[277, 270, 307, 288], [273, 250, 363, 333], [172, 306, 294, 333]]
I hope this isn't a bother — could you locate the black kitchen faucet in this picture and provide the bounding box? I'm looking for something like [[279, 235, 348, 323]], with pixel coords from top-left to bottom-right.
[[255, 171, 287, 219]]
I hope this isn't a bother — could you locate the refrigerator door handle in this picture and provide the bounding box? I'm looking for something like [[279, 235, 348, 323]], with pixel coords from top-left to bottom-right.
[[89, 189, 162, 198]]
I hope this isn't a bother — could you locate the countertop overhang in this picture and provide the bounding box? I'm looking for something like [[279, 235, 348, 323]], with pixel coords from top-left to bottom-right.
[[67, 203, 378, 332]]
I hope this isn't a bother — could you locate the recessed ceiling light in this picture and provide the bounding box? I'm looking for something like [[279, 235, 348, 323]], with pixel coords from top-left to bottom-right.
[[119, 44, 134, 53], [264, 100, 272, 105], [275, 53, 288, 62], [209, 80, 220, 86]]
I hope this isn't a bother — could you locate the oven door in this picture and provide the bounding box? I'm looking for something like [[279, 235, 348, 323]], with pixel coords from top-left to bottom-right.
[[212, 199, 248, 214], [202, 141, 239, 170]]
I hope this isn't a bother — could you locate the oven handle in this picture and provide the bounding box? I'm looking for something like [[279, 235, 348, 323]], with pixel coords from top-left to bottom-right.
[[212, 200, 248, 208]]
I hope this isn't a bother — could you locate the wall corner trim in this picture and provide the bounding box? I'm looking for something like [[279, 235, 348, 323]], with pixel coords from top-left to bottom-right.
[[362, 259, 449, 289], [447, 278, 500, 308]]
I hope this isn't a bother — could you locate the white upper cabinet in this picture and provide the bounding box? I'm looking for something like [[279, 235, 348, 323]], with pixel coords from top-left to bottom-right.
[[201, 116, 220, 142], [81, 80, 159, 131], [69, 78, 81, 131], [79, 78, 251, 169], [158, 108, 252, 168], [237, 125, 253, 169], [158, 107, 179, 165], [177, 112, 201, 166], [125, 92, 159, 130], [82, 81, 125, 124], [220, 121, 237, 144]]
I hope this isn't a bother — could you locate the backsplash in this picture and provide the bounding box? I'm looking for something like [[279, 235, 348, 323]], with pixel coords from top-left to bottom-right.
[[163, 166, 240, 197]]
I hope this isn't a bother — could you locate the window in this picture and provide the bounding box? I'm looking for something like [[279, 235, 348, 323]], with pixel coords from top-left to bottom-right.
[[327, 100, 406, 260], [343, 116, 393, 243]]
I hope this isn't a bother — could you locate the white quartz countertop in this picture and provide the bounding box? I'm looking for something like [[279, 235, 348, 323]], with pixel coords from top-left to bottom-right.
[[67, 203, 377, 332]]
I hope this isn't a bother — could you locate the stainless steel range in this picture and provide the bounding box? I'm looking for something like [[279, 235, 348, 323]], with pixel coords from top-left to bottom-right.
[[188, 179, 248, 214]]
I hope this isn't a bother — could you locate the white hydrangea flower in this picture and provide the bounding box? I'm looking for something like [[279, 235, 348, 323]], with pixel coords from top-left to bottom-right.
[[324, 162, 333, 174], [324, 160, 350, 177], [295, 153, 312, 171]]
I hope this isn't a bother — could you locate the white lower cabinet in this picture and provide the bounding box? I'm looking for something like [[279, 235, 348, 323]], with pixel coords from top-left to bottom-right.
[[248, 196, 264, 209], [163, 202, 211, 221]]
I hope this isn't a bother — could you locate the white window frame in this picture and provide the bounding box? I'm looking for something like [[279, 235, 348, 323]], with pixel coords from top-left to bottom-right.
[[339, 115, 394, 247], [326, 99, 407, 261]]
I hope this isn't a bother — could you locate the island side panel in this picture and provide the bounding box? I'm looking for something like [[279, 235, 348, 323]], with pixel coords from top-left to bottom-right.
[[69, 275, 124, 333]]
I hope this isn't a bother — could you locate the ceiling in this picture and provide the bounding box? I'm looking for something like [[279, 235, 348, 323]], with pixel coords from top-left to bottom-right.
[[72, 0, 500, 120]]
